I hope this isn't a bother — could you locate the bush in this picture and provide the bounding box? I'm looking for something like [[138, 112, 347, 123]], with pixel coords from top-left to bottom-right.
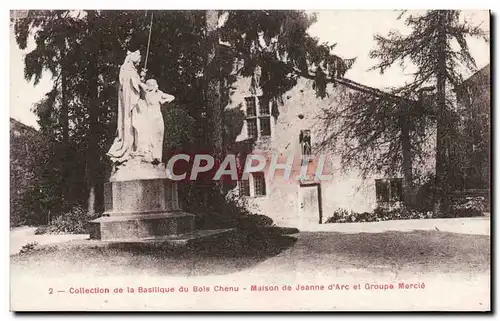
[[19, 241, 39, 254], [181, 183, 274, 231], [237, 214, 274, 230], [453, 208, 484, 218], [37, 206, 92, 235], [324, 208, 357, 223], [178, 184, 282, 256], [451, 196, 488, 218], [451, 196, 488, 212], [325, 206, 433, 224], [34, 225, 49, 235], [414, 173, 438, 212], [374, 206, 434, 221]]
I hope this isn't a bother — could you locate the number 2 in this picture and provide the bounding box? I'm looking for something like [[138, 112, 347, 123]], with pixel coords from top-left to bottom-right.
[[49, 288, 53, 294]]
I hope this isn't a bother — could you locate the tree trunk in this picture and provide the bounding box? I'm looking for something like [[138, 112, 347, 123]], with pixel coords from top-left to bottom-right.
[[400, 102, 414, 206], [61, 64, 69, 149], [87, 185, 96, 215], [205, 10, 223, 190], [434, 11, 450, 217], [86, 10, 100, 215], [60, 49, 69, 209]]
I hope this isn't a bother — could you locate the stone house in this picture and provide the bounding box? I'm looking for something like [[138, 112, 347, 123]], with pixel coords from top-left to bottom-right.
[[451, 64, 490, 192], [10, 118, 42, 226], [10, 118, 40, 196], [224, 75, 436, 228]]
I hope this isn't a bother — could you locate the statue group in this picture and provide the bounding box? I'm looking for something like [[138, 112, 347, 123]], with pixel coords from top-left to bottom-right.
[[90, 48, 199, 242], [107, 49, 175, 166]]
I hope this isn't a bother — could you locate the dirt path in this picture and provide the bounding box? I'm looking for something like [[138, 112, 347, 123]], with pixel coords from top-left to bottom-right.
[[10, 226, 88, 255]]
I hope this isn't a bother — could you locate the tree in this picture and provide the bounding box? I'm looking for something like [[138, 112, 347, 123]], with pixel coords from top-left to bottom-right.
[[14, 10, 85, 213], [367, 10, 487, 215], [316, 79, 433, 200], [205, 11, 223, 159], [219, 11, 354, 101], [14, 10, 351, 223]]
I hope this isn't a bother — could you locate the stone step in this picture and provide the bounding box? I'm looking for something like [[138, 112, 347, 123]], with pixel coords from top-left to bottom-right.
[[70, 228, 235, 248], [89, 212, 195, 241]]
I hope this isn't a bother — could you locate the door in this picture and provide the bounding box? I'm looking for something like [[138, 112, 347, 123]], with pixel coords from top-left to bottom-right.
[[299, 183, 322, 226]]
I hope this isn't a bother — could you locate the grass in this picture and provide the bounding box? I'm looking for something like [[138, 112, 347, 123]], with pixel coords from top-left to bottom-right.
[[11, 229, 489, 278], [11, 231, 297, 277]]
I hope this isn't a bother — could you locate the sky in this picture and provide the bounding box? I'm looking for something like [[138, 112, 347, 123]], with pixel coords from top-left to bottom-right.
[[307, 10, 490, 88], [9, 10, 490, 129]]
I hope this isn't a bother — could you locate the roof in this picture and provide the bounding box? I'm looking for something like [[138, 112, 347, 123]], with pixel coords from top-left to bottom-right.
[[335, 77, 417, 105], [455, 64, 490, 90], [10, 118, 38, 134]]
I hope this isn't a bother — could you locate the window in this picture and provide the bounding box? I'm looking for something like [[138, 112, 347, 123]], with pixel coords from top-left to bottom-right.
[[390, 179, 403, 202], [245, 95, 272, 139], [245, 97, 256, 117], [247, 119, 257, 138], [299, 130, 312, 156], [258, 96, 270, 115], [375, 178, 403, 203], [239, 179, 250, 196], [260, 118, 271, 136], [253, 172, 267, 196]]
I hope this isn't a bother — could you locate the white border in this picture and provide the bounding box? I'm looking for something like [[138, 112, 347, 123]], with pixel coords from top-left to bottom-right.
[[3, 1, 497, 319]]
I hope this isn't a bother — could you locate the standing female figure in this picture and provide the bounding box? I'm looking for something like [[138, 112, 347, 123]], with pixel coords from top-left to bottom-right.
[[107, 49, 146, 164]]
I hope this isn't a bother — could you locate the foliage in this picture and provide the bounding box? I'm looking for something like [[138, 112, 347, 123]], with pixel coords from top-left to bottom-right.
[[178, 183, 279, 255], [238, 213, 274, 230], [180, 183, 273, 230], [449, 68, 490, 191], [19, 241, 40, 255], [452, 208, 484, 218], [163, 104, 197, 155], [220, 11, 354, 99], [413, 173, 438, 212], [324, 208, 354, 223], [369, 10, 488, 214], [10, 120, 45, 226], [370, 11, 488, 92], [373, 206, 434, 221], [33, 225, 48, 235], [325, 196, 488, 223], [13, 10, 351, 226], [324, 206, 434, 224], [35, 206, 93, 234], [450, 196, 488, 218], [317, 11, 487, 183], [318, 88, 434, 179]]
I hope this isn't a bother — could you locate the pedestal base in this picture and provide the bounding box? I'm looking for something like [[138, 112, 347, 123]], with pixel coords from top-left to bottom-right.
[[89, 170, 196, 241], [89, 212, 195, 241], [83, 228, 234, 247]]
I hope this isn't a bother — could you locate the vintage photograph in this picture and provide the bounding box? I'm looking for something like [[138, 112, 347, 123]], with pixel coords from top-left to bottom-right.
[[10, 9, 491, 311]]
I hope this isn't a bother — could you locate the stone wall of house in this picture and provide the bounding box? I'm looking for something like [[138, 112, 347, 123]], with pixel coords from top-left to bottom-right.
[[225, 75, 435, 226], [452, 65, 490, 191], [10, 118, 42, 226]]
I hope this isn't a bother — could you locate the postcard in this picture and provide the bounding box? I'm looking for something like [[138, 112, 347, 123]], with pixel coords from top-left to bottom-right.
[[10, 9, 491, 311]]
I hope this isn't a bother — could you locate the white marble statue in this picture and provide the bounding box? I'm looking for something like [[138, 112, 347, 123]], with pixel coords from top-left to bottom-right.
[[107, 50, 175, 166], [134, 79, 175, 163]]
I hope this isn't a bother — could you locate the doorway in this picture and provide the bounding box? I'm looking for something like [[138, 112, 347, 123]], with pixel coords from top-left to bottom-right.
[[298, 183, 322, 225]]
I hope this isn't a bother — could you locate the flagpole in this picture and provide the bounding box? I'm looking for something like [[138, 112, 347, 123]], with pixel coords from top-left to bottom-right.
[[144, 12, 154, 73]]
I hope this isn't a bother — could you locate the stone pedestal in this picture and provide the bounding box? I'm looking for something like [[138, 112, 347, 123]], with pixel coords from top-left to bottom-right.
[[89, 162, 195, 241]]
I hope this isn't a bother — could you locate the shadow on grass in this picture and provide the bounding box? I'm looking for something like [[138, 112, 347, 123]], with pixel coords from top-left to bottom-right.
[[11, 229, 489, 277], [11, 230, 298, 277]]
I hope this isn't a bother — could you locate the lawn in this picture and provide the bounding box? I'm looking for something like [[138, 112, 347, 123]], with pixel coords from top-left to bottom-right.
[[11, 228, 490, 277], [10, 223, 491, 311]]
